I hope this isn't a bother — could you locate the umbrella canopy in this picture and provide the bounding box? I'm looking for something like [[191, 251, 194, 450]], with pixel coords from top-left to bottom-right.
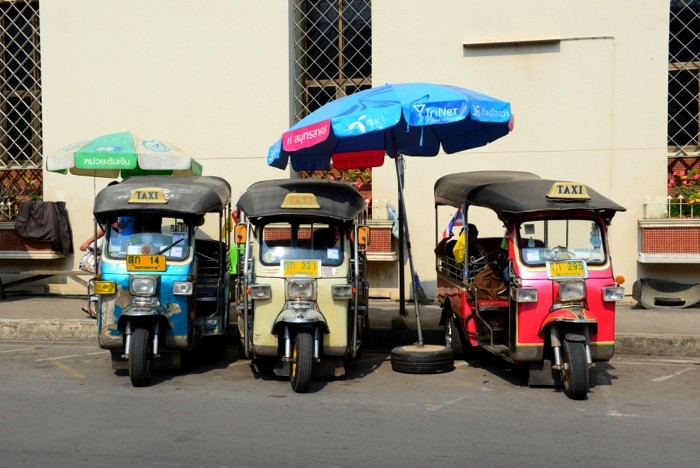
[[267, 82, 513, 171], [46, 131, 203, 178], [266, 82, 513, 344]]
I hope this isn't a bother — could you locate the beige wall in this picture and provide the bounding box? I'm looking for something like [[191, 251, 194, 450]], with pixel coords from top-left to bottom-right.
[[35, 1, 668, 297], [371, 0, 669, 297]]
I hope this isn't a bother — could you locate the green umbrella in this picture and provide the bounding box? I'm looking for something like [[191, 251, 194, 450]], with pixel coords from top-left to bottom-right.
[[46, 131, 203, 178]]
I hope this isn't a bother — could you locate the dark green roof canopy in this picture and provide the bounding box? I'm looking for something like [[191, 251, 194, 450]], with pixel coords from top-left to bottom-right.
[[434, 171, 625, 222], [93, 176, 230, 224], [238, 179, 366, 225]]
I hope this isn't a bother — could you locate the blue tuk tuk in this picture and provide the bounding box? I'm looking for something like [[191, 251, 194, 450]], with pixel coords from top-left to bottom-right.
[[92, 176, 232, 386]]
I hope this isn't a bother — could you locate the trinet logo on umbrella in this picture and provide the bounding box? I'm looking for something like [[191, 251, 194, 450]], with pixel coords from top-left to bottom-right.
[[410, 104, 463, 125]]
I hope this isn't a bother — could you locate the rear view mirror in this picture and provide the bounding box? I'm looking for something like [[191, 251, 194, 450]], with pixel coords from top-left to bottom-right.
[[357, 225, 370, 247], [235, 224, 247, 244]]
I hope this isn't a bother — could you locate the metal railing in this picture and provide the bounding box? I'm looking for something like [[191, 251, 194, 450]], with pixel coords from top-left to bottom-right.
[[643, 195, 700, 219]]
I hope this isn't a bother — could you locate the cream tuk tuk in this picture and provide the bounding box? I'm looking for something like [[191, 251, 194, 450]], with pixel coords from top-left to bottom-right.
[[235, 179, 370, 392]]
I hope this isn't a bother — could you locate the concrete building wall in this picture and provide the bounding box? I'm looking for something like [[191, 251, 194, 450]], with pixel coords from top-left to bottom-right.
[[34, 1, 668, 297]]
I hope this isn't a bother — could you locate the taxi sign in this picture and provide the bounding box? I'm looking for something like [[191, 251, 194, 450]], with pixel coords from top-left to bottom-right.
[[128, 187, 168, 204], [546, 182, 590, 201], [281, 193, 320, 209], [546, 260, 588, 279], [282, 259, 320, 277], [127, 254, 166, 272]]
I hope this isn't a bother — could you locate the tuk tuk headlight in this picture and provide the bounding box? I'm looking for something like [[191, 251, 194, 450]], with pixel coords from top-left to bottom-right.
[[249, 284, 272, 300], [559, 281, 585, 301], [94, 281, 116, 295], [603, 286, 625, 302], [511, 287, 537, 303], [130, 276, 158, 297], [173, 281, 193, 296], [287, 279, 316, 301], [332, 284, 353, 300]]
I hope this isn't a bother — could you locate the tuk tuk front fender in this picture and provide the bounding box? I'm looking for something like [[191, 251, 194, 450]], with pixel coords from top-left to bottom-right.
[[273, 309, 330, 334], [538, 307, 597, 336]]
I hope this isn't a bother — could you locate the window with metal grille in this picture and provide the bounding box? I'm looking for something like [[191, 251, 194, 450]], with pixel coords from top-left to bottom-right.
[[669, 0, 700, 155], [1, 0, 42, 170], [292, 0, 371, 119], [292, 0, 373, 211], [1, 1, 42, 221]]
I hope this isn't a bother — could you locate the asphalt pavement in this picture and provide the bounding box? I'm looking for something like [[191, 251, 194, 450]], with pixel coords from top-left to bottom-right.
[[1, 293, 699, 358]]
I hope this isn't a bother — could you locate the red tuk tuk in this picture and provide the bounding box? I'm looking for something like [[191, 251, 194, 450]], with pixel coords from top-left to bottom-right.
[[434, 171, 626, 399]]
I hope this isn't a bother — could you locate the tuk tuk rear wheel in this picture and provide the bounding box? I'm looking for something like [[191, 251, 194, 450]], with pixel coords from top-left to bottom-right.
[[444, 315, 467, 359], [290, 331, 313, 393], [129, 327, 152, 387], [561, 338, 588, 400]]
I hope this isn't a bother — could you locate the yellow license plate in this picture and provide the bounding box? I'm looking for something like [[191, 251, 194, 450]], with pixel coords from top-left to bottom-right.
[[126, 255, 166, 272], [547, 260, 587, 279], [283, 260, 320, 277]]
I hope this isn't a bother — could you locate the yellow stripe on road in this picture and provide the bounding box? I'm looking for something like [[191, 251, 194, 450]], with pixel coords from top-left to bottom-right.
[[47, 358, 85, 379], [32, 348, 85, 380]]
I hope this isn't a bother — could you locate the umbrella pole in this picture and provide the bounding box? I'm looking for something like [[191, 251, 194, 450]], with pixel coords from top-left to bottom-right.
[[394, 155, 424, 346], [398, 183, 407, 317]]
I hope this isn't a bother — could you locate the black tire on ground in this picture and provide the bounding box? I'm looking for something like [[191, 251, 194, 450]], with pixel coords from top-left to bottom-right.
[[391, 344, 454, 374], [290, 331, 313, 393], [129, 327, 152, 387], [561, 338, 589, 400], [444, 315, 467, 359]]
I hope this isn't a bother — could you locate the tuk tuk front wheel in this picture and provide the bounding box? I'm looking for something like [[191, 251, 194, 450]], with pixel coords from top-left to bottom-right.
[[561, 338, 588, 400], [290, 331, 313, 393], [129, 327, 153, 387]]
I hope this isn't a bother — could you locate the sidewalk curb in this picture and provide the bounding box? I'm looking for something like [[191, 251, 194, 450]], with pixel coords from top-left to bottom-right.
[[3, 318, 700, 358], [615, 333, 700, 358], [0, 319, 96, 341]]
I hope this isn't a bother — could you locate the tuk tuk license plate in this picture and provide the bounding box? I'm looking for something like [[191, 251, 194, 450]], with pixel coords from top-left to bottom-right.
[[127, 255, 167, 272], [546, 260, 587, 279], [283, 260, 320, 277]]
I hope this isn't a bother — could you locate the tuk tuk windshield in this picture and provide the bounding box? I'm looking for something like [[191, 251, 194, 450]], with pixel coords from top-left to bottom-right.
[[259, 223, 343, 266], [518, 218, 606, 266], [105, 216, 191, 261]]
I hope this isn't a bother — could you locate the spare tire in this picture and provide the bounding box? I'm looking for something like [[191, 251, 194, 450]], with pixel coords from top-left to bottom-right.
[[391, 344, 454, 374]]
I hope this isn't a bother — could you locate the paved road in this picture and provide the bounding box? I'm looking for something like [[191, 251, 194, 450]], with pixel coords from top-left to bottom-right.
[[1, 340, 699, 467]]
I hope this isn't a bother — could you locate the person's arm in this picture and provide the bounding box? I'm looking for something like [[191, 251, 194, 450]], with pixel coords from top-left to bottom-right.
[[80, 227, 105, 251]]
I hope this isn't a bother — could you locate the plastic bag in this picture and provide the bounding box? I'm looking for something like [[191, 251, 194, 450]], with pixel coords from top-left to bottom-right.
[[78, 249, 96, 273]]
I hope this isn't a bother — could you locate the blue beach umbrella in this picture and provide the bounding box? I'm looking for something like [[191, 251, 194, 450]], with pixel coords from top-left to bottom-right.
[[267, 82, 513, 344], [268, 82, 513, 171]]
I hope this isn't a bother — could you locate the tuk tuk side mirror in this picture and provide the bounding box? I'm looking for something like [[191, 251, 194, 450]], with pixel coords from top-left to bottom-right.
[[357, 225, 370, 247], [235, 224, 247, 245]]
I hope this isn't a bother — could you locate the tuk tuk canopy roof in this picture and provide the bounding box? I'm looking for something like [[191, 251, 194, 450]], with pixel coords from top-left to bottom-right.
[[434, 171, 626, 222], [238, 179, 366, 225], [93, 176, 231, 224]]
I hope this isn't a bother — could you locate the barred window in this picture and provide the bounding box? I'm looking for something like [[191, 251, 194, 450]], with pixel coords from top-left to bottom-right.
[[669, 0, 700, 155], [1, 0, 42, 170], [292, 0, 372, 119]]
